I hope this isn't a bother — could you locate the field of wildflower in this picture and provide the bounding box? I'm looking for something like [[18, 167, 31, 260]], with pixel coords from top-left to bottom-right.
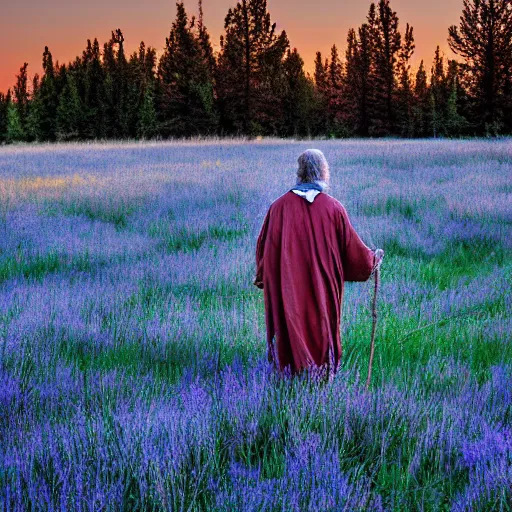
[[0, 138, 511, 511]]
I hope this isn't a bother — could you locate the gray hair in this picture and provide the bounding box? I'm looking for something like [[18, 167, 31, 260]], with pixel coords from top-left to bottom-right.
[[296, 149, 330, 184]]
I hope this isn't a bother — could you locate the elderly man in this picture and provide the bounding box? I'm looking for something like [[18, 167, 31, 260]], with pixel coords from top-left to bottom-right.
[[254, 149, 384, 378]]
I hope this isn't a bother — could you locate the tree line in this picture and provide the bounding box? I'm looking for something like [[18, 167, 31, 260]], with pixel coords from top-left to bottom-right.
[[1, 0, 511, 142]]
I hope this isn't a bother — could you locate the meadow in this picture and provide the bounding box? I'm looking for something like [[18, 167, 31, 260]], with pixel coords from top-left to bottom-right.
[[0, 138, 511, 511]]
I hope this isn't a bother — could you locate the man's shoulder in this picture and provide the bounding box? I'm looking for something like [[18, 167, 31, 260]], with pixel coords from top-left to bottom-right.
[[275, 190, 296, 202], [314, 193, 348, 217], [269, 191, 295, 209], [319, 193, 344, 208]]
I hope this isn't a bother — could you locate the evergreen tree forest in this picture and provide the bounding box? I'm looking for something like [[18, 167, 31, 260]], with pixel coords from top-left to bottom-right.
[[1, 0, 511, 143]]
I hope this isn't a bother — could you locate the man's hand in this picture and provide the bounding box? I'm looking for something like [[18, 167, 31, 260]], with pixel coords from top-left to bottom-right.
[[374, 249, 384, 267], [253, 277, 263, 289]]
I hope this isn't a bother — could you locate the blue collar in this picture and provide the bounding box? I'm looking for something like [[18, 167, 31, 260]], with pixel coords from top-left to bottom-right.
[[290, 181, 327, 193]]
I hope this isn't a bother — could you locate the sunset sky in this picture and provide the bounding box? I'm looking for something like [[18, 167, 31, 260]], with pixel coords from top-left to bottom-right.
[[0, 0, 463, 94]]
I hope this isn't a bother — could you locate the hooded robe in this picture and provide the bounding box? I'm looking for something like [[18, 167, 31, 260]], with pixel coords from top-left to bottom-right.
[[254, 188, 376, 376]]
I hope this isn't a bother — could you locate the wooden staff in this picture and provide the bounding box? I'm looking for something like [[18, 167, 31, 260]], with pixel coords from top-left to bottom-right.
[[366, 264, 381, 390]]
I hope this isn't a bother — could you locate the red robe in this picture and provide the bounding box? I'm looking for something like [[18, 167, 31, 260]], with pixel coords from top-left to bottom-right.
[[254, 191, 376, 376]]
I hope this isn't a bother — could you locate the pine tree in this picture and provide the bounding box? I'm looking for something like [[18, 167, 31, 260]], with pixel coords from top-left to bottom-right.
[[197, 0, 217, 80], [343, 24, 374, 136], [103, 30, 129, 138], [56, 72, 84, 141], [0, 90, 11, 144], [193, 1, 219, 134], [115, 30, 129, 138], [443, 60, 468, 136], [71, 52, 88, 124], [314, 51, 329, 95], [127, 41, 158, 139], [83, 39, 106, 139], [412, 60, 429, 137], [26, 75, 41, 141], [326, 44, 346, 137], [138, 83, 158, 139], [448, 0, 512, 134], [312, 51, 329, 135], [369, 0, 402, 135], [13, 63, 30, 139], [341, 29, 359, 135], [103, 32, 117, 138], [358, 23, 376, 136], [429, 46, 445, 137], [216, 0, 289, 135], [30, 46, 58, 141], [6, 98, 25, 142], [141, 43, 157, 84], [126, 42, 155, 138], [282, 48, 315, 137], [395, 24, 415, 137], [158, 2, 217, 137]]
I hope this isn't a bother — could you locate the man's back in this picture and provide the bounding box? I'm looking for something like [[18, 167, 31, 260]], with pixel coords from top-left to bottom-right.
[[255, 190, 375, 374]]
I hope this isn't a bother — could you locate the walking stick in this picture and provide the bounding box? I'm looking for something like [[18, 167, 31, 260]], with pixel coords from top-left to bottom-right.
[[365, 264, 381, 390]]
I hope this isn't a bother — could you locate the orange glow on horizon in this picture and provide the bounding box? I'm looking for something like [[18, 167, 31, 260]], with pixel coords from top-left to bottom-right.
[[0, 0, 461, 94]]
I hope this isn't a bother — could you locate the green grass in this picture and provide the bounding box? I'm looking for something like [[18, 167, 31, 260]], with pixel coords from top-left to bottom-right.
[[342, 285, 511, 389], [55, 277, 264, 384], [360, 196, 445, 222], [382, 237, 508, 290], [149, 220, 249, 253], [43, 195, 146, 230], [0, 250, 98, 284]]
